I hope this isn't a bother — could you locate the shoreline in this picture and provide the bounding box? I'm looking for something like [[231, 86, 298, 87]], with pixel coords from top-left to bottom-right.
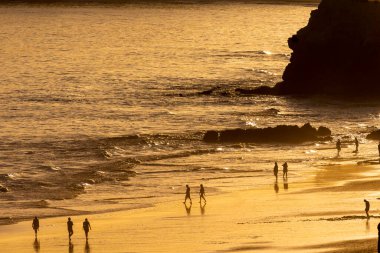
[[1, 162, 379, 252]]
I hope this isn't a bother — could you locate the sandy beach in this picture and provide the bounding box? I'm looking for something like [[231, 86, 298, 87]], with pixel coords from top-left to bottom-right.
[[1, 162, 379, 253]]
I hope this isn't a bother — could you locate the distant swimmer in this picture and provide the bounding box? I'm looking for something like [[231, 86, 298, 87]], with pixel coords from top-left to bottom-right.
[[273, 162, 279, 180], [83, 218, 91, 240], [67, 217, 74, 240], [336, 139, 341, 156], [32, 217, 39, 238], [183, 185, 192, 204], [199, 184, 206, 203], [364, 199, 370, 219], [354, 137, 359, 152], [282, 162, 288, 178]]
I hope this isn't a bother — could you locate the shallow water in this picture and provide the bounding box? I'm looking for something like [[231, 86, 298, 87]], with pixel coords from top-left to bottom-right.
[[1, 3, 380, 221]]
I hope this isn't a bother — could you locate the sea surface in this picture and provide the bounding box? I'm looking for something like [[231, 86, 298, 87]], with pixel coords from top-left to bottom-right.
[[1, 3, 380, 222]]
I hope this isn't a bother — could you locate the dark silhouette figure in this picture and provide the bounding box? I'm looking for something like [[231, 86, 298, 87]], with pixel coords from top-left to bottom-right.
[[273, 162, 279, 181], [283, 178, 289, 190], [274, 182, 279, 193], [85, 240, 91, 253], [378, 142, 380, 157], [354, 137, 359, 152], [83, 218, 91, 241], [378, 222, 380, 253], [200, 202, 206, 216], [32, 216, 39, 238], [364, 199, 370, 219], [199, 184, 206, 203], [183, 185, 192, 204], [67, 217, 74, 240], [33, 238, 40, 253], [184, 202, 192, 216], [68, 241, 74, 253], [336, 139, 341, 156], [282, 162, 288, 178]]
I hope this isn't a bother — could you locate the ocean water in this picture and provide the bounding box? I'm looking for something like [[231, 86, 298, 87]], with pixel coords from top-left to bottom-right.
[[1, 3, 380, 221]]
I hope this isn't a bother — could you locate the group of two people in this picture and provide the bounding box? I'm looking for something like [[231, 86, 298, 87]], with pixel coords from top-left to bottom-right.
[[273, 161, 288, 180], [32, 216, 92, 241], [183, 184, 206, 204]]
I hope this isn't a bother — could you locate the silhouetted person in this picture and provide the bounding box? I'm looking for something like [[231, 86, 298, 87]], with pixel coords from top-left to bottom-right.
[[354, 137, 359, 152], [67, 217, 74, 240], [85, 240, 91, 253], [364, 199, 370, 219], [274, 182, 279, 193], [183, 185, 192, 204], [83, 218, 91, 240], [273, 162, 278, 181], [378, 142, 380, 157], [378, 222, 380, 253], [282, 162, 288, 178], [200, 202, 206, 216], [32, 216, 39, 238], [199, 184, 206, 203], [336, 139, 341, 156], [33, 238, 40, 253]]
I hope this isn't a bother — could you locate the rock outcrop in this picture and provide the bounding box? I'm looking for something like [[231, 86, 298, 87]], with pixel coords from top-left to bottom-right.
[[366, 129, 380, 140], [203, 123, 331, 143], [252, 0, 380, 96]]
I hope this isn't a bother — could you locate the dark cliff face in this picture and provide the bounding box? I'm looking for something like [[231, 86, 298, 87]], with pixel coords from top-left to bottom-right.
[[275, 0, 380, 96]]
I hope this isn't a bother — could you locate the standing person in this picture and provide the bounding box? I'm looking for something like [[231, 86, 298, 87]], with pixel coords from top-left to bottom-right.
[[336, 139, 341, 156], [378, 142, 380, 158], [199, 184, 206, 203], [364, 199, 370, 219], [282, 162, 288, 178], [354, 137, 359, 152], [273, 162, 279, 181], [32, 217, 39, 238], [83, 218, 91, 241], [67, 217, 74, 240], [378, 222, 380, 253], [183, 185, 192, 204]]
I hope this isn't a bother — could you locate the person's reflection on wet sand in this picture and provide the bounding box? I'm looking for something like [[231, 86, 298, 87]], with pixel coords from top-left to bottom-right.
[[184, 202, 192, 216], [274, 182, 279, 193], [33, 238, 40, 253], [283, 178, 288, 190], [69, 241, 74, 253], [366, 219, 370, 232], [200, 202, 206, 216], [85, 240, 91, 253]]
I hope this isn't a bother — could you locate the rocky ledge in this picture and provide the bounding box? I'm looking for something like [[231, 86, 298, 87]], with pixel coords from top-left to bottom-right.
[[247, 0, 380, 96], [203, 123, 331, 143]]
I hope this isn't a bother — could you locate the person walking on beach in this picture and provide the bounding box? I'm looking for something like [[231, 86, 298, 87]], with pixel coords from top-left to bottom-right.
[[273, 162, 279, 181], [377, 222, 380, 253], [183, 185, 192, 204], [32, 216, 39, 238], [336, 139, 341, 156], [67, 217, 74, 240], [364, 199, 370, 219], [83, 218, 91, 240], [354, 137, 359, 152], [282, 162, 288, 178], [199, 184, 206, 203]]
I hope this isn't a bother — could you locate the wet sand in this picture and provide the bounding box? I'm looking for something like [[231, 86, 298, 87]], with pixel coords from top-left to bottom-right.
[[1, 163, 380, 252]]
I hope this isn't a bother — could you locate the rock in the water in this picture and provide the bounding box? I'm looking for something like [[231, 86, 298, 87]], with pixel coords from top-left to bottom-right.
[[203, 123, 331, 143], [0, 185, 8, 192], [366, 129, 380, 140], [252, 0, 380, 96]]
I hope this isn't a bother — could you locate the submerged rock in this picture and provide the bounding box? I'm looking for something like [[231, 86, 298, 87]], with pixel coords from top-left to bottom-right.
[[251, 0, 380, 96], [203, 123, 331, 143], [0, 185, 8, 192], [366, 129, 380, 140]]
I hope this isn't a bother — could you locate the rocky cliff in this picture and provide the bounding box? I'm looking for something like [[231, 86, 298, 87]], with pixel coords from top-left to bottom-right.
[[256, 0, 380, 96]]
